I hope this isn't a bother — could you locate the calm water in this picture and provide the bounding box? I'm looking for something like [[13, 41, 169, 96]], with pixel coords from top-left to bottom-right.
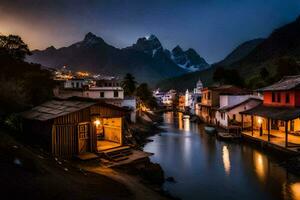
[[144, 112, 300, 200]]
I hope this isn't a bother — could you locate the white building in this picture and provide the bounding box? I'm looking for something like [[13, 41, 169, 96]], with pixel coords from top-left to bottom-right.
[[161, 90, 176, 106], [189, 79, 203, 114], [215, 94, 262, 128], [185, 89, 193, 107], [64, 79, 89, 89], [193, 79, 203, 95], [153, 89, 165, 106]]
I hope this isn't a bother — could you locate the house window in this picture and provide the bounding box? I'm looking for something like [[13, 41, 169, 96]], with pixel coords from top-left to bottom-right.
[[277, 92, 281, 102], [100, 92, 104, 98], [286, 93, 290, 103], [207, 92, 211, 100], [272, 92, 276, 102], [114, 91, 119, 98], [233, 114, 236, 120], [76, 82, 79, 88]]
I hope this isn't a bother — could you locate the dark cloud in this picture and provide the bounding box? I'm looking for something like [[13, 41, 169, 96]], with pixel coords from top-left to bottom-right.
[[0, 0, 300, 63]]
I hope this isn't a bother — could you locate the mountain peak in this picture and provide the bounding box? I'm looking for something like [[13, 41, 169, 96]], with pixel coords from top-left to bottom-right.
[[82, 32, 104, 45], [130, 34, 163, 56], [84, 32, 97, 40], [172, 45, 184, 56], [146, 34, 158, 41], [45, 46, 56, 51]]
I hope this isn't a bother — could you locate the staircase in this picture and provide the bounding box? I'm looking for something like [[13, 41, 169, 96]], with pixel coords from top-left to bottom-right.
[[102, 146, 132, 162]]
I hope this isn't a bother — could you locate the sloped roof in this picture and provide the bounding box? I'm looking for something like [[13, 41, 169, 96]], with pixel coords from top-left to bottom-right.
[[218, 98, 262, 112], [240, 104, 300, 121], [258, 75, 300, 91], [204, 85, 251, 95], [21, 100, 97, 121]]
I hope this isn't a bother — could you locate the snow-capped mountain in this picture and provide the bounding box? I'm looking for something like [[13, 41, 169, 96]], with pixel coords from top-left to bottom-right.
[[129, 34, 163, 57], [171, 45, 209, 72], [28, 32, 209, 84], [128, 35, 209, 72]]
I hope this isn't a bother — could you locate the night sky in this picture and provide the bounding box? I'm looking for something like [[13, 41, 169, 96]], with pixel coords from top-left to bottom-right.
[[1, 0, 300, 63]]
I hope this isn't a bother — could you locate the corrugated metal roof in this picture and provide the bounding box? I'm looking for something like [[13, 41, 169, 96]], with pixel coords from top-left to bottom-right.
[[258, 75, 300, 91], [240, 104, 300, 121], [21, 100, 97, 121]]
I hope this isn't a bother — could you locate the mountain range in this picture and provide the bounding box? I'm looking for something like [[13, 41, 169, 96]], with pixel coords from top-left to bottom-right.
[[158, 16, 300, 91], [27, 33, 209, 84]]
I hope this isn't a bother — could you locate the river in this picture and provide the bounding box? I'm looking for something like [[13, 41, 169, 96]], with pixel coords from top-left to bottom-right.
[[143, 112, 300, 200]]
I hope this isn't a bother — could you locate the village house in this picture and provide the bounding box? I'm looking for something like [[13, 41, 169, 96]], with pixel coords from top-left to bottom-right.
[[54, 77, 137, 123], [240, 75, 300, 151], [56, 78, 124, 106], [21, 99, 129, 158], [199, 85, 249, 124], [215, 94, 262, 129]]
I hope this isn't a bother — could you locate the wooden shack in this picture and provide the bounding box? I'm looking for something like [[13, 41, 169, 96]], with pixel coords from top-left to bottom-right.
[[21, 99, 128, 158]]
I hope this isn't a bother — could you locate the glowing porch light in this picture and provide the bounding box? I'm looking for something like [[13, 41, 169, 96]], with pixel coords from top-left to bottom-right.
[[94, 119, 101, 126], [257, 117, 263, 124]]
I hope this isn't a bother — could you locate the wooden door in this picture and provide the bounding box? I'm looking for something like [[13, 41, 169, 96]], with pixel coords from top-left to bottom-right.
[[78, 123, 90, 153]]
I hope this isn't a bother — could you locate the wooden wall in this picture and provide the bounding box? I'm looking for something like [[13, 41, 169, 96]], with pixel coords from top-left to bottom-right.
[[50, 104, 126, 158], [52, 124, 78, 158]]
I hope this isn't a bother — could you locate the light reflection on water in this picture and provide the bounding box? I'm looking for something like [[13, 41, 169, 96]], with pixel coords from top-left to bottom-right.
[[222, 145, 230, 176], [144, 112, 300, 200]]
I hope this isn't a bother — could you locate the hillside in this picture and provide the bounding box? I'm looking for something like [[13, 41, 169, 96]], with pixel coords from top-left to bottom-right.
[[215, 38, 265, 67], [28, 33, 209, 84], [158, 16, 300, 91]]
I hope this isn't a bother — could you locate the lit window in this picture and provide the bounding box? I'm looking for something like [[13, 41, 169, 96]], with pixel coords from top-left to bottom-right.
[[277, 92, 281, 102]]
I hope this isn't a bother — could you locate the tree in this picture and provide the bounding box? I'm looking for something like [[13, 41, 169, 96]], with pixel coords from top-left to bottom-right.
[[121, 73, 137, 96], [0, 34, 31, 60], [136, 83, 157, 109]]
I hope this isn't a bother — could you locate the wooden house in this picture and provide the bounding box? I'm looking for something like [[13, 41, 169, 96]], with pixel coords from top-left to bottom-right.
[[21, 99, 129, 158], [240, 75, 300, 149], [199, 85, 249, 124]]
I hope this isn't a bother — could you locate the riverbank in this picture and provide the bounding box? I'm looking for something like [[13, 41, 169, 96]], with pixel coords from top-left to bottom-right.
[[126, 111, 164, 147], [0, 128, 171, 200]]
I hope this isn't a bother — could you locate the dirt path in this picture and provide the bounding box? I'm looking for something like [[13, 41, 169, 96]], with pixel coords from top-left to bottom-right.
[[83, 165, 169, 200]]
